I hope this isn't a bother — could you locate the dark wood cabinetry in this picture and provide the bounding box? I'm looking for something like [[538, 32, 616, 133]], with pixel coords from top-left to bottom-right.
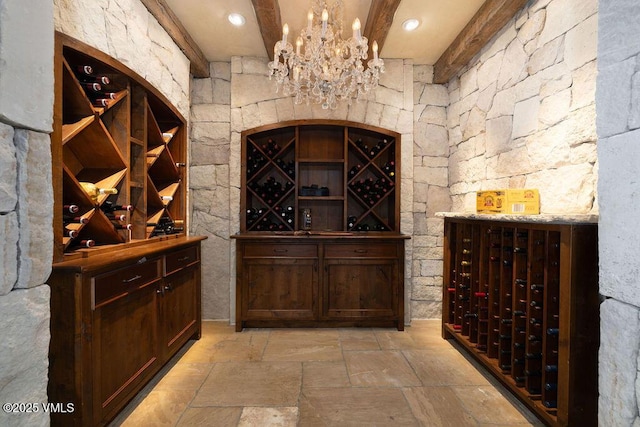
[[235, 236, 407, 331], [235, 121, 408, 330], [441, 215, 598, 427], [49, 33, 204, 426], [48, 238, 204, 427]]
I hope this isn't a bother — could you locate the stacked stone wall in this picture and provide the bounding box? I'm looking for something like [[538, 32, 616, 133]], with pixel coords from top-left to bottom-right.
[[596, 0, 640, 424], [447, 0, 598, 214], [411, 65, 452, 318], [53, 0, 191, 118]]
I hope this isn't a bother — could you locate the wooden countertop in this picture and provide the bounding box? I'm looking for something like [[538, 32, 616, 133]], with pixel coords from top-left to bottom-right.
[[52, 235, 208, 273], [231, 231, 411, 240]]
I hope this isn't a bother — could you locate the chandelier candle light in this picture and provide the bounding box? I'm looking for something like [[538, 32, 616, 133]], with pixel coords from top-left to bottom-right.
[[268, 0, 385, 110]]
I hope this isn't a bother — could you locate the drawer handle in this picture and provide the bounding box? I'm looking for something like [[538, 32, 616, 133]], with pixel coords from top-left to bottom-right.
[[123, 274, 142, 283], [273, 249, 288, 253], [355, 249, 368, 253], [178, 256, 190, 262]]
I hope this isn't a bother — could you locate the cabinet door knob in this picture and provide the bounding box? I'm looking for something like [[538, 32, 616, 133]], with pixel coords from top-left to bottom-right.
[[164, 284, 173, 292], [355, 249, 367, 253], [273, 249, 288, 253], [123, 274, 142, 283], [178, 256, 190, 262]]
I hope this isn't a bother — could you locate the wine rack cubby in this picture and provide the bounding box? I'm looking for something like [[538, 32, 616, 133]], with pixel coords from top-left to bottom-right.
[[52, 32, 187, 262], [241, 120, 400, 233], [442, 216, 598, 427]]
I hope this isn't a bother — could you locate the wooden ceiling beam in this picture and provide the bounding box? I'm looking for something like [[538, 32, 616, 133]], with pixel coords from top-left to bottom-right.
[[251, 0, 282, 62], [363, 0, 402, 55], [140, 0, 210, 78], [433, 0, 528, 84]]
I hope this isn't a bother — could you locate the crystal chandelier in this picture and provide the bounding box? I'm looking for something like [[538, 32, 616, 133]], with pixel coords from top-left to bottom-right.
[[268, 0, 385, 110]]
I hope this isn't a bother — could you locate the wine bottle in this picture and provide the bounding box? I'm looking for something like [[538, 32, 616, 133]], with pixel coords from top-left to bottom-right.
[[545, 365, 558, 372], [176, 162, 186, 167], [80, 182, 118, 203], [102, 201, 133, 213], [63, 204, 79, 214], [75, 65, 93, 76], [80, 82, 101, 93], [544, 383, 558, 391], [114, 223, 133, 230], [79, 239, 95, 248], [91, 98, 110, 107], [64, 215, 89, 225], [348, 164, 362, 178], [547, 328, 560, 336], [105, 213, 126, 221], [66, 229, 78, 239]]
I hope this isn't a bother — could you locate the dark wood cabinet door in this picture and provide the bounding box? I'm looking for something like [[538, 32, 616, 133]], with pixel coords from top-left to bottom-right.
[[243, 258, 318, 320], [323, 259, 398, 319], [160, 266, 199, 359], [92, 281, 159, 423]]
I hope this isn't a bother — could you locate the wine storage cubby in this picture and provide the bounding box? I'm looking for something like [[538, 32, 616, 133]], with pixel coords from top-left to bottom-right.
[[241, 120, 400, 233], [52, 32, 187, 262], [442, 216, 598, 427]]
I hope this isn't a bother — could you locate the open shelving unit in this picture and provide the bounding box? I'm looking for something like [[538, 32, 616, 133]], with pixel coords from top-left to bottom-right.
[[241, 120, 400, 233], [52, 32, 187, 262]]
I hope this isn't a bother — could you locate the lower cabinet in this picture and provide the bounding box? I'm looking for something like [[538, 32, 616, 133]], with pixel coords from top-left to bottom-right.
[[235, 236, 408, 331], [47, 237, 205, 427]]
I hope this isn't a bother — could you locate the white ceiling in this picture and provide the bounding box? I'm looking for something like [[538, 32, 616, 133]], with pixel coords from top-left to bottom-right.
[[163, 0, 486, 64]]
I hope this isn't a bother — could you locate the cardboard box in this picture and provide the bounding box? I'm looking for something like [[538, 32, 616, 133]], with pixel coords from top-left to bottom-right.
[[476, 189, 540, 214]]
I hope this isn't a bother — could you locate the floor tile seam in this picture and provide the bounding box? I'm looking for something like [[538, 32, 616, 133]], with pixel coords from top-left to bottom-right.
[[400, 384, 483, 427], [447, 384, 530, 426], [398, 348, 426, 388]]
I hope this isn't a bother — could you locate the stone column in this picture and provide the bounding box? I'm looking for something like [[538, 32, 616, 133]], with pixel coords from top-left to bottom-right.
[[596, 0, 640, 424], [0, 1, 54, 426]]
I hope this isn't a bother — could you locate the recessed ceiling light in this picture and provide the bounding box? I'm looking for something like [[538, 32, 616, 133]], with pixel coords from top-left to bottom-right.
[[402, 18, 420, 31], [228, 13, 246, 27]]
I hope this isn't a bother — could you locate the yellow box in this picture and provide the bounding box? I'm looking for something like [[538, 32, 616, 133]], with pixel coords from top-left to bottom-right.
[[476, 189, 540, 215]]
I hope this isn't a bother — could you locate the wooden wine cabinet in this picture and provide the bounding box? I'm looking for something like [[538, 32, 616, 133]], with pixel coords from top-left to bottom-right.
[[52, 32, 187, 262], [235, 121, 408, 330], [441, 215, 598, 427], [241, 120, 400, 233], [48, 33, 205, 426]]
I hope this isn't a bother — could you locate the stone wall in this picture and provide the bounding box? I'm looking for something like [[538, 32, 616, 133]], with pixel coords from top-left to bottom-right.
[[191, 58, 418, 322], [412, 65, 452, 318], [596, 0, 640, 424], [447, 0, 598, 214], [53, 0, 191, 119], [190, 63, 232, 319], [0, 0, 54, 426]]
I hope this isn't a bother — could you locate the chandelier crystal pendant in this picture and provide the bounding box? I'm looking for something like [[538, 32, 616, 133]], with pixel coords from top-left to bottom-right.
[[268, 0, 385, 110]]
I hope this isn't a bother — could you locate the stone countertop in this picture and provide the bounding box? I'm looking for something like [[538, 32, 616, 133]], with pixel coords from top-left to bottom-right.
[[435, 212, 599, 224]]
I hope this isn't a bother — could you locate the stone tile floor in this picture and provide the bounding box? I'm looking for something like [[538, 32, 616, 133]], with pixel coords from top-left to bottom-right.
[[109, 320, 544, 426]]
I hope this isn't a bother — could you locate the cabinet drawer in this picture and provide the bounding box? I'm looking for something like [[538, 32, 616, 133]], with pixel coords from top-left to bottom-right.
[[325, 244, 397, 258], [93, 259, 162, 308], [244, 244, 317, 258], [165, 245, 200, 276]]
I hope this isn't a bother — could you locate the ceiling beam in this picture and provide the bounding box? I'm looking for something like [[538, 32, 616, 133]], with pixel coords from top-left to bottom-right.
[[139, 0, 210, 78], [433, 0, 528, 84], [251, 0, 283, 62], [363, 0, 402, 55]]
